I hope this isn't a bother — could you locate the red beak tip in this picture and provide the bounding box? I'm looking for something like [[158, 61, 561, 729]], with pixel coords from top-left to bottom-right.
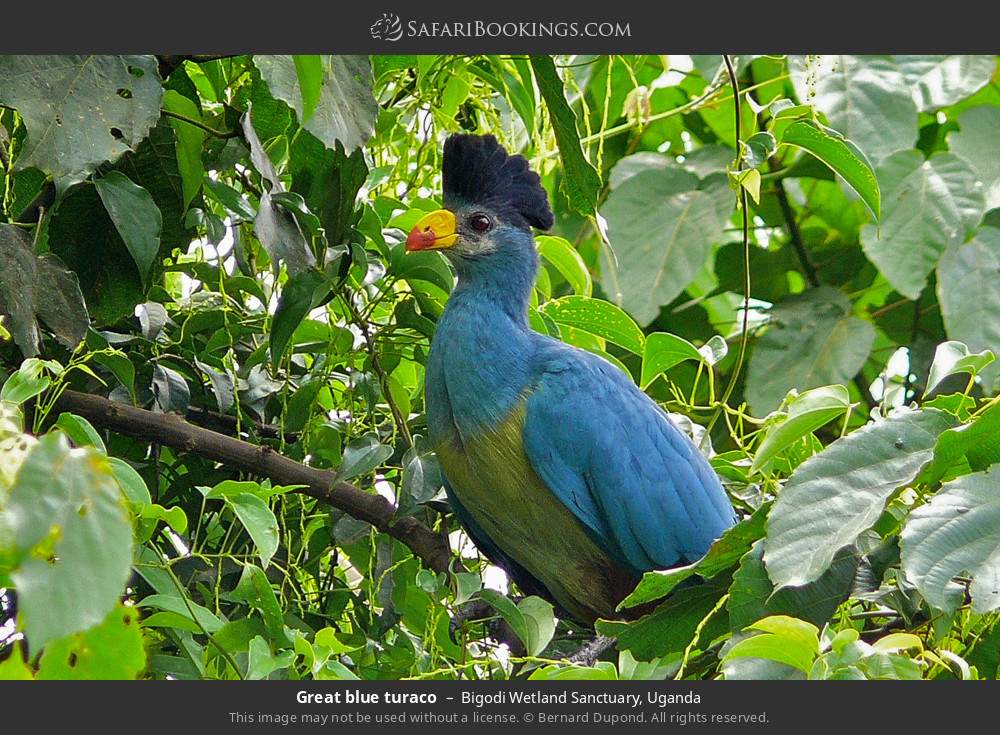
[[405, 226, 436, 252]]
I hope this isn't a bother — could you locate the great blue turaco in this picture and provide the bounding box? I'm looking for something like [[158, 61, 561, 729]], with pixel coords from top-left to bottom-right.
[[405, 134, 736, 623]]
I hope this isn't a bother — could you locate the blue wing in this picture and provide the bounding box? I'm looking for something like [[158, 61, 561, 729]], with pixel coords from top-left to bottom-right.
[[522, 346, 736, 574]]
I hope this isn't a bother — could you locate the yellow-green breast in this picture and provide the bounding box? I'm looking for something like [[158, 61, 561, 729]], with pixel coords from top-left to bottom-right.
[[436, 399, 635, 622]]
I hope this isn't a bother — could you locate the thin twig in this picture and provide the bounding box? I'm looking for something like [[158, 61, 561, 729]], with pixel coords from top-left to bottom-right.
[[703, 55, 751, 440]]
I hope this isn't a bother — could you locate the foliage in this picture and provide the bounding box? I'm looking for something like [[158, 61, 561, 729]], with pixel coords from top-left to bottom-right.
[[1, 52, 999, 681]]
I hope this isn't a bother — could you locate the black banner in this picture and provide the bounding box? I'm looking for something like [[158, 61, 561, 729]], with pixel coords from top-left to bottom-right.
[[3, 679, 996, 731], [1, 0, 995, 54]]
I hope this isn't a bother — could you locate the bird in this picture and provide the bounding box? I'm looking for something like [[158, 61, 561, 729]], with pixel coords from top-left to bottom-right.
[[405, 134, 736, 624]]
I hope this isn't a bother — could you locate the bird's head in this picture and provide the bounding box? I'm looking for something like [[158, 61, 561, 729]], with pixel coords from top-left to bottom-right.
[[405, 134, 553, 265]]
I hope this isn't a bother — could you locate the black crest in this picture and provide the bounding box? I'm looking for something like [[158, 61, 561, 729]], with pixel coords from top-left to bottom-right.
[[442, 134, 554, 231]]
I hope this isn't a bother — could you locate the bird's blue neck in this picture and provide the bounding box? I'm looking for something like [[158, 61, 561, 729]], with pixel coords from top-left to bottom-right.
[[426, 229, 539, 440], [449, 229, 538, 324]]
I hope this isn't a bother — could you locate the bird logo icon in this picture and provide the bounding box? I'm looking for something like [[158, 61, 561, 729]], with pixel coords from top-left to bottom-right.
[[370, 13, 403, 42]]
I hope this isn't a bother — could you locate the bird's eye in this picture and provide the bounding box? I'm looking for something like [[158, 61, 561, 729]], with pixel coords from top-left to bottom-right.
[[469, 213, 492, 233]]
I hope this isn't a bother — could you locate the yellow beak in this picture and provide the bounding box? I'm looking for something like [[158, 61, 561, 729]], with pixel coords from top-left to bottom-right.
[[406, 209, 458, 252]]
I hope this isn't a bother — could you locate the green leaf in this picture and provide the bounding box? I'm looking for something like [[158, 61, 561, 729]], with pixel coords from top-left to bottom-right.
[[529, 662, 618, 680], [536, 236, 592, 297], [232, 563, 288, 645], [517, 596, 556, 657], [55, 413, 106, 452], [0, 224, 88, 357], [529, 56, 601, 217], [255, 55, 376, 153], [780, 120, 880, 220], [540, 296, 644, 355], [46, 183, 145, 324], [95, 171, 163, 284], [480, 591, 555, 657], [36, 604, 145, 679], [723, 615, 819, 674], [138, 593, 224, 633], [337, 432, 392, 481], [746, 287, 875, 416], [600, 167, 728, 326], [239, 114, 316, 276], [597, 576, 730, 661], [861, 151, 983, 299], [743, 131, 777, 169], [161, 90, 205, 209], [763, 407, 956, 588], [4, 434, 134, 651], [936, 227, 1000, 393], [0, 55, 162, 182], [789, 56, 917, 163], [228, 493, 280, 569], [923, 402, 1000, 484], [751, 385, 852, 472], [246, 635, 295, 680], [292, 55, 325, 124], [901, 466, 1000, 613], [949, 106, 1000, 210], [400, 436, 444, 507], [895, 55, 996, 112], [925, 341, 995, 396], [270, 269, 329, 369], [117, 119, 195, 251], [640, 332, 703, 388], [0, 359, 52, 405], [728, 542, 857, 632], [151, 364, 190, 415]]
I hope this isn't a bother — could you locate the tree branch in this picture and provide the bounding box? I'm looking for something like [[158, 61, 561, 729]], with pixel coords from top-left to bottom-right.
[[51, 389, 451, 574]]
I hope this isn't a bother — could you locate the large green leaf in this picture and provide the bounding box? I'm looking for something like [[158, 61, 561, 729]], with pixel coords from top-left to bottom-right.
[[254, 55, 376, 153], [288, 131, 367, 250], [789, 55, 917, 163], [763, 408, 956, 588], [894, 56, 996, 112], [47, 183, 144, 324], [0, 224, 88, 357], [2, 434, 133, 651], [860, 151, 983, 299], [116, 119, 196, 251], [639, 332, 703, 388], [949, 106, 1000, 211], [0, 55, 162, 182], [936, 227, 1000, 393], [529, 56, 601, 217], [780, 120, 879, 220], [36, 604, 145, 679], [94, 171, 163, 284], [901, 466, 1000, 614], [269, 268, 329, 368], [536, 235, 592, 297], [923, 402, 1000, 484], [925, 341, 995, 396], [745, 287, 875, 416], [240, 113, 316, 276], [337, 432, 393, 481], [722, 615, 819, 674], [751, 385, 852, 473], [596, 576, 730, 661], [160, 90, 205, 209], [728, 542, 857, 632], [228, 494, 280, 569], [600, 168, 727, 326], [539, 296, 644, 355]]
